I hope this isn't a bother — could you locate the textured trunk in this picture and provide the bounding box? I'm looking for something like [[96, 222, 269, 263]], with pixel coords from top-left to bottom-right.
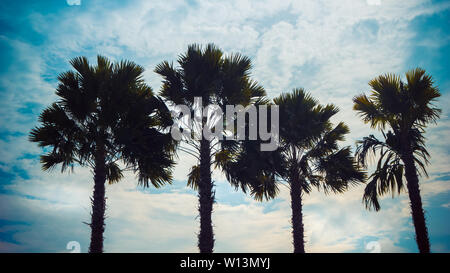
[[401, 138, 431, 253], [89, 141, 107, 253], [198, 138, 214, 253], [290, 174, 305, 253]]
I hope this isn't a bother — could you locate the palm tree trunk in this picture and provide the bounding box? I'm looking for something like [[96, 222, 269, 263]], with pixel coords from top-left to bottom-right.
[[198, 138, 214, 253], [89, 142, 107, 253], [402, 139, 431, 253], [290, 173, 305, 253]]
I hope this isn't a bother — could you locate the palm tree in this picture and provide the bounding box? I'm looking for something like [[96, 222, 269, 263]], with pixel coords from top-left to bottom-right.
[[353, 68, 441, 253], [220, 88, 365, 253], [29, 56, 175, 253], [155, 44, 265, 252]]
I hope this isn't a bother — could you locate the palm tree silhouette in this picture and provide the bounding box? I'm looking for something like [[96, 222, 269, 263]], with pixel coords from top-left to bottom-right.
[[221, 88, 365, 253], [353, 68, 441, 253], [29, 56, 175, 253], [155, 44, 265, 253]]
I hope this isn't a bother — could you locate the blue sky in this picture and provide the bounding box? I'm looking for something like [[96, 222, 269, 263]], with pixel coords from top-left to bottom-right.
[[0, 0, 449, 252]]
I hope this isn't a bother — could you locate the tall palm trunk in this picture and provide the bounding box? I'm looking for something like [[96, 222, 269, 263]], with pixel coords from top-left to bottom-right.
[[401, 138, 430, 253], [89, 141, 107, 253], [198, 138, 214, 253], [290, 156, 305, 253]]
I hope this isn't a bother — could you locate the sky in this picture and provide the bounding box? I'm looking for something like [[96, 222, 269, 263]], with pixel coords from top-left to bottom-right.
[[0, 0, 449, 253]]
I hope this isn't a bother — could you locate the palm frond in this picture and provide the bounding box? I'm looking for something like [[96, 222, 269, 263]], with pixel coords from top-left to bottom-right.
[[316, 147, 366, 194], [106, 162, 124, 184], [187, 164, 200, 190], [353, 94, 387, 129]]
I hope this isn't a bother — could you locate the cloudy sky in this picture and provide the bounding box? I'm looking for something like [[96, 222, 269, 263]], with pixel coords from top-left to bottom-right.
[[0, 0, 449, 253]]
